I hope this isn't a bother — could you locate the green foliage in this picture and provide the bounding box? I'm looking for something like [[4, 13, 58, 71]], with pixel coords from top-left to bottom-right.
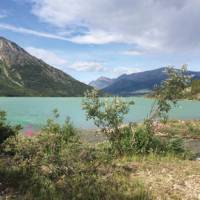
[[1, 113, 151, 200], [134, 65, 191, 155], [133, 126, 167, 154], [133, 128, 153, 154], [1, 115, 80, 199], [133, 127, 185, 155], [42, 109, 77, 143], [166, 138, 185, 154], [82, 89, 134, 154], [82, 90, 134, 131], [187, 123, 200, 136], [82, 84, 188, 156], [113, 126, 135, 155], [191, 80, 200, 94], [0, 110, 21, 144], [150, 65, 191, 121]]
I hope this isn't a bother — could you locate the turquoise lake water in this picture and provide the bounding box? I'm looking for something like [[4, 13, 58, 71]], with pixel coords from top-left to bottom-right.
[[0, 97, 200, 130]]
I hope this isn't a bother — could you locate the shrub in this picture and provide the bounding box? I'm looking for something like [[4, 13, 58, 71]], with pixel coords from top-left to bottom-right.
[[149, 65, 191, 121], [82, 90, 134, 155], [133, 128, 152, 154], [1, 115, 81, 199], [0, 110, 21, 145], [135, 66, 191, 155], [191, 80, 200, 94], [133, 126, 185, 155], [166, 138, 185, 154], [187, 123, 200, 136], [114, 126, 135, 155], [43, 110, 78, 143], [1, 114, 151, 200]]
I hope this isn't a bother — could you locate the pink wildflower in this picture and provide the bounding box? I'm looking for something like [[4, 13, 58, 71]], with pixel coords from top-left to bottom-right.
[[24, 125, 34, 137]]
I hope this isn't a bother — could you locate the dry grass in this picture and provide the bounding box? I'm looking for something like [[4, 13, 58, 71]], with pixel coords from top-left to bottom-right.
[[152, 120, 200, 138], [115, 155, 200, 200], [79, 120, 200, 144]]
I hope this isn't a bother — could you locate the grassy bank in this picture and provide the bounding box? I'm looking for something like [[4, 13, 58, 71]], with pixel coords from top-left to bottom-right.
[[80, 120, 200, 158], [80, 120, 200, 142], [2, 145, 199, 199], [1, 118, 200, 199], [114, 154, 200, 200]]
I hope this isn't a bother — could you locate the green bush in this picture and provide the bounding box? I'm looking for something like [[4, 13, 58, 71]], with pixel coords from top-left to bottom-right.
[[133, 66, 190, 156], [191, 80, 200, 94], [0, 111, 21, 145], [133, 128, 152, 154], [133, 127, 185, 155], [113, 126, 135, 155], [1, 116, 81, 199], [187, 124, 200, 136], [1, 115, 151, 200], [166, 138, 185, 154], [82, 90, 134, 155]]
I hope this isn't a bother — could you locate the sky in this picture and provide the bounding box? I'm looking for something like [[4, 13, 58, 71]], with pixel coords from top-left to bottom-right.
[[0, 0, 200, 83]]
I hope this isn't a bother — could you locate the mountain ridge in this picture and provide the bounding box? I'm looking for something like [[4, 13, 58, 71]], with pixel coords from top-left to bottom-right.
[[90, 67, 200, 96], [0, 37, 92, 97]]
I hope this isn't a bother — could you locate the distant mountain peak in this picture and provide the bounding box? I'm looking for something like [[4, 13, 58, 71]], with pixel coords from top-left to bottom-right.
[[98, 76, 113, 81], [89, 76, 115, 89]]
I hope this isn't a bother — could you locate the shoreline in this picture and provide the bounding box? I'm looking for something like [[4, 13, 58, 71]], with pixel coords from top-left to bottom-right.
[[21, 120, 200, 155]]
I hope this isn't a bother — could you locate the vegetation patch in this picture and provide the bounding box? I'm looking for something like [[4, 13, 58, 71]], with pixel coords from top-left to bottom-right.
[[0, 65, 200, 199]]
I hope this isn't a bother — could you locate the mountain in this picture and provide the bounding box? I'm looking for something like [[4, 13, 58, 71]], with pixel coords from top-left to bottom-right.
[[0, 37, 92, 96], [103, 68, 200, 96], [89, 76, 115, 89]]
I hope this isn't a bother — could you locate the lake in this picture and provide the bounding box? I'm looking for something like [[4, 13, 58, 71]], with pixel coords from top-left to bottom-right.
[[0, 97, 200, 130]]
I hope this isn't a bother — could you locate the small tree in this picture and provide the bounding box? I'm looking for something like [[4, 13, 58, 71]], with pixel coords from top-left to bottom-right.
[[82, 90, 134, 154], [148, 65, 191, 122], [132, 65, 191, 154]]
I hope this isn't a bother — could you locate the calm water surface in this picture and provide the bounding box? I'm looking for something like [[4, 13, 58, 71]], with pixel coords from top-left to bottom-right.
[[0, 97, 200, 130]]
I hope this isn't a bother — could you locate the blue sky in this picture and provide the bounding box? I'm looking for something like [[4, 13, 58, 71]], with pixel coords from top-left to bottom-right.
[[0, 0, 200, 83]]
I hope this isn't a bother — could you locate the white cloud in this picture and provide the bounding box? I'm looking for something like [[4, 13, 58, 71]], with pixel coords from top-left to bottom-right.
[[69, 60, 141, 76], [25, 48, 106, 73], [24, 46, 143, 76], [112, 67, 142, 77], [70, 61, 105, 72], [26, 46, 140, 75], [0, 23, 69, 41], [30, 0, 200, 51], [122, 50, 143, 56], [26, 47, 67, 67], [69, 30, 124, 45]]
